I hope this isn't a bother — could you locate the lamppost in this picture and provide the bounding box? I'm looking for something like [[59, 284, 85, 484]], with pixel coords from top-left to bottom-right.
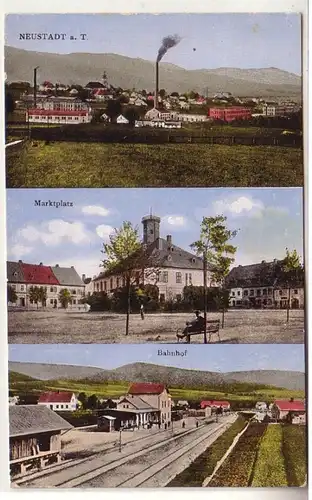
[[119, 426, 123, 452]]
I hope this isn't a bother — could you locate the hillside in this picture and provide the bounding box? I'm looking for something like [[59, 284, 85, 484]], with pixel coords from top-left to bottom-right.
[[8, 361, 305, 391], [5, 46, 301, 97]]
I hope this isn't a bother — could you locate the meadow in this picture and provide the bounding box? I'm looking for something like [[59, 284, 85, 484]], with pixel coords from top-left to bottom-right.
[[6, 140, 303, 188], [9, 372, 304, 403]]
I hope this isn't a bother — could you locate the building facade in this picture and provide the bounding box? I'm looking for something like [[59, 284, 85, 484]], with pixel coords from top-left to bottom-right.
[[27, 109, 92, 124], [226, 261, 304, 309], [208, 107, 252, 122], [92, 214, 214, 301], [38, 391, 79, 412], [128, 383, 172, 425], [271, 400, 305, 423], [7, 261, 85, 309]]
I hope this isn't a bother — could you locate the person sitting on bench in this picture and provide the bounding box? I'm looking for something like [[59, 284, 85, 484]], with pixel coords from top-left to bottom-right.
[[177, 310, 205, 339]]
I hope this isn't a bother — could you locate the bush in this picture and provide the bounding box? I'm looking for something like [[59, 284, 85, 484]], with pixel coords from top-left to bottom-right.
[[56, 409, 96, 427], [251, 424, 287, 486]]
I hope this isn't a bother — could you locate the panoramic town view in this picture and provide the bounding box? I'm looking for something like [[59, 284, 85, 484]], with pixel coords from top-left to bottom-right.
[[5, 13, 302, 187], [7, 187, 304, 344], [8, 344, 306, 488]]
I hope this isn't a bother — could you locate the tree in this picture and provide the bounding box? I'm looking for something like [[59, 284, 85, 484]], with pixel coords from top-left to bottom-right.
[[38, 286, 47, 307], [7, 285, 17, 304], [278, 248, 304, 323], [106, 99, 122, 122], [28, 286, 41, 308], [58, 288, 72, 309], [124, 106, 140, 126], [87, 394, 99, 410], [191, 216, 238, 342], [5, 91, 15, 117], [159, 88, 166, 99], [101, 221, 159, 335], [78, 392, 87, 410]]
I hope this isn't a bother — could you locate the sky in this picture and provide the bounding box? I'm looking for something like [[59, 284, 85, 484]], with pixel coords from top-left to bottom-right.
[[6, 187, 303, 279], [8, 344, 305, 372], [5, 13, 301, 74]]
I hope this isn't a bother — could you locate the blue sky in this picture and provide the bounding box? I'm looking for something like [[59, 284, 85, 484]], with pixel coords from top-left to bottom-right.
[[8, 344, 305, 372], [5, 13, 301, 74], [6, 188, 303, 279]]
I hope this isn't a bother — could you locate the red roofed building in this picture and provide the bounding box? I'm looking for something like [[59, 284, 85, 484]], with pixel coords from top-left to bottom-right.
[[271, 399, 306, 424], [38, 391, 79, 412], [21, 263, 59, 286], [200, 400, 231, 410], [208, 107, 252, 122], [27, 108, 92, 124], [128, 383, 171, 424]]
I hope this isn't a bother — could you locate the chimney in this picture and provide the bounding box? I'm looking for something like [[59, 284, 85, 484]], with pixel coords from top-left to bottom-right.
[[157, 239, 163, 250], [39, 262, 43, 266], [82, 273, 86, 282], [55, 264, 59, 267], [71, 266, 74, 269], [155, 61, 159, 109], [18, 260, 22, 263], [166, 235, 172, 246]]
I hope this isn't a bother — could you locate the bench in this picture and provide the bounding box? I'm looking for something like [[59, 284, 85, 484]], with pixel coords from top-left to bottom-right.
[[176, 320, 221, 344]]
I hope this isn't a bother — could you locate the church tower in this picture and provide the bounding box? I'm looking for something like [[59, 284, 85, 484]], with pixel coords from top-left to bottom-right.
[[142, 214, 160, 245]]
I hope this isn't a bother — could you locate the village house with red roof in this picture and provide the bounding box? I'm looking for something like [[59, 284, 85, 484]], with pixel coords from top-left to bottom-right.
[[271, 399, 306, 424], [7, 261, 85, 309], [38, 391, 79, 412]]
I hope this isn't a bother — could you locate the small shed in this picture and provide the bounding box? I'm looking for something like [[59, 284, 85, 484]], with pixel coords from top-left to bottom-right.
[[9, 405, 72, 477], [97, 415, 116, 432]]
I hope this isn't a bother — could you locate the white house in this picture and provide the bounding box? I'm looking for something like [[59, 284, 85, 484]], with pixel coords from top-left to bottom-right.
[[127, 383, 171, 425], [38, 391, 79, 412], [116, 114, 129, 124]]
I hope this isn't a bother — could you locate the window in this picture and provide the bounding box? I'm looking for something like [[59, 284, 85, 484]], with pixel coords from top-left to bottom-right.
[[11, 285, 17, 290], [249, 289, 254, 296], [61, 405, 64, 409], [56, 405, 59, 409], [237, 291, 241, 296], [294, 289, 298, 294], [159, 271, 168, 283], [104, 281, 107, 291], [66, 405, 69, 409], [232, 291, 235, 296], [50, 299, 54, 304], [96, 283, 99, 292], [263, 289, 267, 296], [72, 299, 76, 305], [279, 290, 283, 296], [268, 289, 272, 296], [110, 278, 113, 290], [116, 277, 120, 288], [189, 274, 192, 284], [176, 272, 182, 284], [257, 289, 261, 296], [72, 290, 76, 295], [50, 286, 54, 292], [160, 293, 165, 303], [243, 290, 248, 296], [185, 274, 188, 286], [100, 282, 103, 292]]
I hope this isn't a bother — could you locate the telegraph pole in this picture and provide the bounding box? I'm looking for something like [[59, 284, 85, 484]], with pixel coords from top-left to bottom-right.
[[33, 66, 39, 108]]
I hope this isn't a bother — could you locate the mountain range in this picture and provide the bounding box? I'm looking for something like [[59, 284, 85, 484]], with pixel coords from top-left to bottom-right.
[[8, 361, 305, 391], [5, 46, 301, 97]]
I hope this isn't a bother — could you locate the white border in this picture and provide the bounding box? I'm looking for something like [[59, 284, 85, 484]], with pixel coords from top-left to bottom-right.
[[0, 1, 310, 498]]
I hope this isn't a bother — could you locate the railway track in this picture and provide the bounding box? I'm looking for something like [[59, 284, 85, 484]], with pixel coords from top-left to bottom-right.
[[61, 417, 235, 488], [17, 420, 212, 488]]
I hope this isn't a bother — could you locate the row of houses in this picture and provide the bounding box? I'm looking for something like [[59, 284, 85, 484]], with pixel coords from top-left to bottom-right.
[[7, 261, 85, 308]]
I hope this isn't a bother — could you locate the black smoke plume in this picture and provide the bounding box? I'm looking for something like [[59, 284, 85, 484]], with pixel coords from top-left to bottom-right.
[[157, 34, 181, 62]]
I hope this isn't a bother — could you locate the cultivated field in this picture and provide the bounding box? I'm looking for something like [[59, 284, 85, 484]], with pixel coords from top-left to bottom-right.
[[6, 140, 303, 188], [8, 309, 305, 344]]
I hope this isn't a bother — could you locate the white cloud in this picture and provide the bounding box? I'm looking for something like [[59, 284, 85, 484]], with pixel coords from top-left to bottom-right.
[[96, 224, 114, 241], [18, 219, 91, 246], [9, 244, 33, 259], [82, 205, 110, 217], [162, 215, 187, 227], [213, 196, 264, 217]]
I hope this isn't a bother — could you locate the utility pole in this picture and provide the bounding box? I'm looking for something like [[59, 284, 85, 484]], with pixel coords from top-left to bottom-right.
[[33, 66, 39, 108], [119, 427, 122, 452], [203, 250, 208, 344]]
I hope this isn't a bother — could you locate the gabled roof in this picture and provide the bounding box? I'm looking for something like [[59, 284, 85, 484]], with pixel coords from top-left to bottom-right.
[[38, 391, 75, 403], [226, 260, 304, 289], [51, 266, 84, 287], [128, 383, 167, 395], [20, 263, 59, 285], [200, 400, 230, 409], [10, 405, 73, 437], [7, 261, 24, 283], [119, 395, 156, 410], [274, 400, 305, 411], [147, 238, 204, 270]]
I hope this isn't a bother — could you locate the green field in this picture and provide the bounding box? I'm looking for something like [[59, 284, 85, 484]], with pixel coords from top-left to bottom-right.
[[6, 140, 303, 188], [251, 425, 288, 486], [9, 371, 304, 402]]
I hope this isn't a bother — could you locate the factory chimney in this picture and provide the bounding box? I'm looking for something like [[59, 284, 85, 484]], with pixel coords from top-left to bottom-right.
[[33, 66, 39, 108], [154, 61, 159, 109]]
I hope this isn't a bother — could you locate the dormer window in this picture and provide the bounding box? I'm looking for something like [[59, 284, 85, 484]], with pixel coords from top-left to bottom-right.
[[167, 255, 172, 261]]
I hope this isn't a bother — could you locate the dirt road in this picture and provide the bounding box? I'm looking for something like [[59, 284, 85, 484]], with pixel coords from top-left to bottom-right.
[[8, 309, 304, 344]]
